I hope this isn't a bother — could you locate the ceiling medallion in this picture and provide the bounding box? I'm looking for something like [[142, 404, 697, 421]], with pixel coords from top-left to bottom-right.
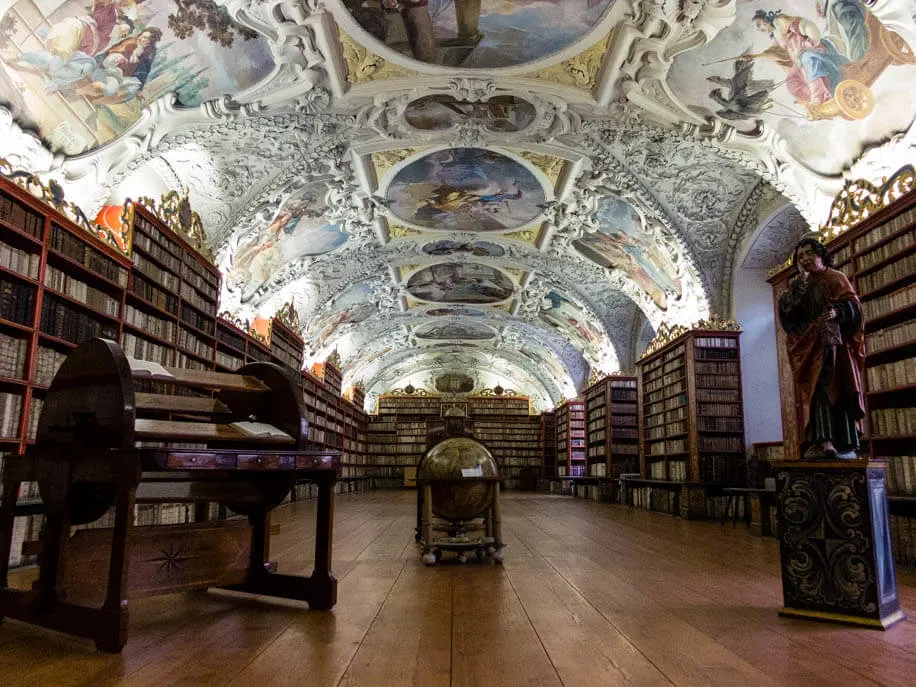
[[529, 32, 612, 90], [337, 30, 420, 84]]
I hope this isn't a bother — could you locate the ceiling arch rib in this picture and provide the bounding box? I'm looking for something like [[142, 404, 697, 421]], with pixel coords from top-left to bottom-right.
[[1, 0, 914, 409]]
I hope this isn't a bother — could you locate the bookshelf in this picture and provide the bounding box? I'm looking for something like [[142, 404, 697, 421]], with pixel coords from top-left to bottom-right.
[[584, 376, 639, 479], [769, 177, 916, 567], [541, 411, 557, 479], [467, 396, 541, 490], [635, 325, 745, 517], [555, 400, 585, 477]]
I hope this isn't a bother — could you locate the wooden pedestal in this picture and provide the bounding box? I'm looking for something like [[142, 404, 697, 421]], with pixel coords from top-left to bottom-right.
[[774, 460, 904, 629]]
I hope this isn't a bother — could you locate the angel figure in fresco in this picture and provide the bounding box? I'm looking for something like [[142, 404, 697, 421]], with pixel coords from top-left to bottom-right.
[[751, 10, 848, 106]]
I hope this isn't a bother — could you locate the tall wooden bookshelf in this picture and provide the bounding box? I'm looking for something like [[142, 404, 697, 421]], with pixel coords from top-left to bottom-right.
[[769, 174, 916, 567], [541, 411, 557, 478], [584, 376, 639, 479], [467, 395, 540, 489], [636, 327, 746, 491], [555, 400, 585, 477]]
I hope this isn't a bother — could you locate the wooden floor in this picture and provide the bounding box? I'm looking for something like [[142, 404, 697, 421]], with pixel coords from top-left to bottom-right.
[[2, 490, 916, 686]]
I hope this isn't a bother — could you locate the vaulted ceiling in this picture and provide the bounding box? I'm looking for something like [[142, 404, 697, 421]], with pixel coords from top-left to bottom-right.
[[1, 0, 914, 411]]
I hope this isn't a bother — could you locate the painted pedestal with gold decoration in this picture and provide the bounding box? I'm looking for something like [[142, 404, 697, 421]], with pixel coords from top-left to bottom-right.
[[774, 460, 904, 629]]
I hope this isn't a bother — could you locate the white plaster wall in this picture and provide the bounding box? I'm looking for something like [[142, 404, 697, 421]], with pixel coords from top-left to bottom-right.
[[734, 267, 783, 448]]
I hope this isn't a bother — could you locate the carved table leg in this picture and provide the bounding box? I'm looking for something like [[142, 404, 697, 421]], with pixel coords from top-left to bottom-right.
[[95, 484, 136, 653], [308, 473, 337, 610]]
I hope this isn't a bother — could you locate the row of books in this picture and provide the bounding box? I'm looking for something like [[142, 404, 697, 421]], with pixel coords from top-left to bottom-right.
[[178, 327, 214, 361], [647, 438, 685, 455], [866, 318, 916, 355], [855, 206, 915, 251], [557, 463, 586, 476], [870, 407, 916, 437], [629, 486, 676, 513], [857, 229, 915, 271], [125, 304, 174, 342], [646, 420, 687, 440], [0, 331, 27, 379], [700, 454, 744, 483], [694, 337, 738, 349], [1, 192, 44, 238], [180, 282, 217, 317], [695, 361, 739, 375], [133, 252, 179, 292], [644, 373, 684, 394], [861, 281, 916, 321], [866, 356, 916, 391], [883, 454, 916, 494], [588, 428, 640, 442], [858, 252, 916, 295], [44, 265, 120, 318], [133, 224, 182, 272], [0, 279, 35, 325], [645, 380, 686, 404], [50, 225, 128, 287], [834, 243, 852, 265], [696, 374, 740, 389], [130, 274, 178, 315], [0, 239, 40, 280], [180, 304, 215, 336], [699, 436, 742, 452], [697, 416, 744, 432], [695, 348, 739, 361], [26, 396, 42, 440], [33, 345, 67, 386], [696, 388, 740, 403], [122, 331, 175, 366], [0, 391, 22, 437], [41, 296, 118, 343], [644, 393, 688, 417], [215, 349, 243, 370]]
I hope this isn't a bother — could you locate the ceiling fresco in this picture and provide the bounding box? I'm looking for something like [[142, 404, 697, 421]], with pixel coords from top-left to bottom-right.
[[1, 0, 914, 411], [342, 0, 615, 69]]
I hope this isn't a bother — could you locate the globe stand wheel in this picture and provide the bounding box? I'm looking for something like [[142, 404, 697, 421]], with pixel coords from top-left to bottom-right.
[[492, 547, 505, 564], [422, 552, 437, 566]]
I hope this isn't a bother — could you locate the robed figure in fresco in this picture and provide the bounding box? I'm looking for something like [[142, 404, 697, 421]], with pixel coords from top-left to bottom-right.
[[778, 238, 866, 460]]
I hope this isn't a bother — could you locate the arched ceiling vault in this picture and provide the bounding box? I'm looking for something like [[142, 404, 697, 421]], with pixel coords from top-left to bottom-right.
[[1, 0, 914, 410]]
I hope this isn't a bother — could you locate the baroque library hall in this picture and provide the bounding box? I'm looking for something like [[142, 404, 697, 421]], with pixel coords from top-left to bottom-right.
[[2, 0, 916, 684]]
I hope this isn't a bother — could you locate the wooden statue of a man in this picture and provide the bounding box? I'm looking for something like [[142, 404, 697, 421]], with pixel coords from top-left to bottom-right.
[[778, 237, 866, 460]]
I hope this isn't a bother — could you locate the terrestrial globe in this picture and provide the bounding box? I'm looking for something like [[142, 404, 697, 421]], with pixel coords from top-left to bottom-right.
[[417, 436, 499, 521]]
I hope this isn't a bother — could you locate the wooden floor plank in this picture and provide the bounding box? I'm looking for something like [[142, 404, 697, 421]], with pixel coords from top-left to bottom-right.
[[504, 557, 673, 686], [338, 561, 451, 686], [451, 565, 562, 687]]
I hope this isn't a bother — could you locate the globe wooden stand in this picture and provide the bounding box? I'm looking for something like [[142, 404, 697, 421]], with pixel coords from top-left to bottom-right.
[[418, 477, 504, 565], [774, 460, 904, 629]]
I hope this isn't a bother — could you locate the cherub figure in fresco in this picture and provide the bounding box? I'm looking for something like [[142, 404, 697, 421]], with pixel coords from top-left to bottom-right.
[[751, 9, 849, 106]]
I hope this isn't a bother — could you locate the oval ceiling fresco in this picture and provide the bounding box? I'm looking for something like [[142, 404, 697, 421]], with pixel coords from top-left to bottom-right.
[[405, 94, 536, 132], [406, 262, 514, 303], [346, 0, 615, 69], [540, 289, 603, 352], [414, 321, 495, 340], [386, 148, 545, 232], [227, 181, 348, 303], [573, 196, 682, 310], [422, 239, 506, 257], [0, 0, 273, 155]]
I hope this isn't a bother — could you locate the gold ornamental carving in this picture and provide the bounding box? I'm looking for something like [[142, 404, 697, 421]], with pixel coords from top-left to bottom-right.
[[766, 163, 916, 278], [275, 299, 301, 332], [387, 223, 422, 238], [136, 188, 213, 262], [338, 30, 419, 84], [639, 315, 741, 360], [529, 33, 611, 90], [503, 228, 538, 243], [820, 164, 915, 239], [371, 148, 424, 182], [516, 152, 566, 186]]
